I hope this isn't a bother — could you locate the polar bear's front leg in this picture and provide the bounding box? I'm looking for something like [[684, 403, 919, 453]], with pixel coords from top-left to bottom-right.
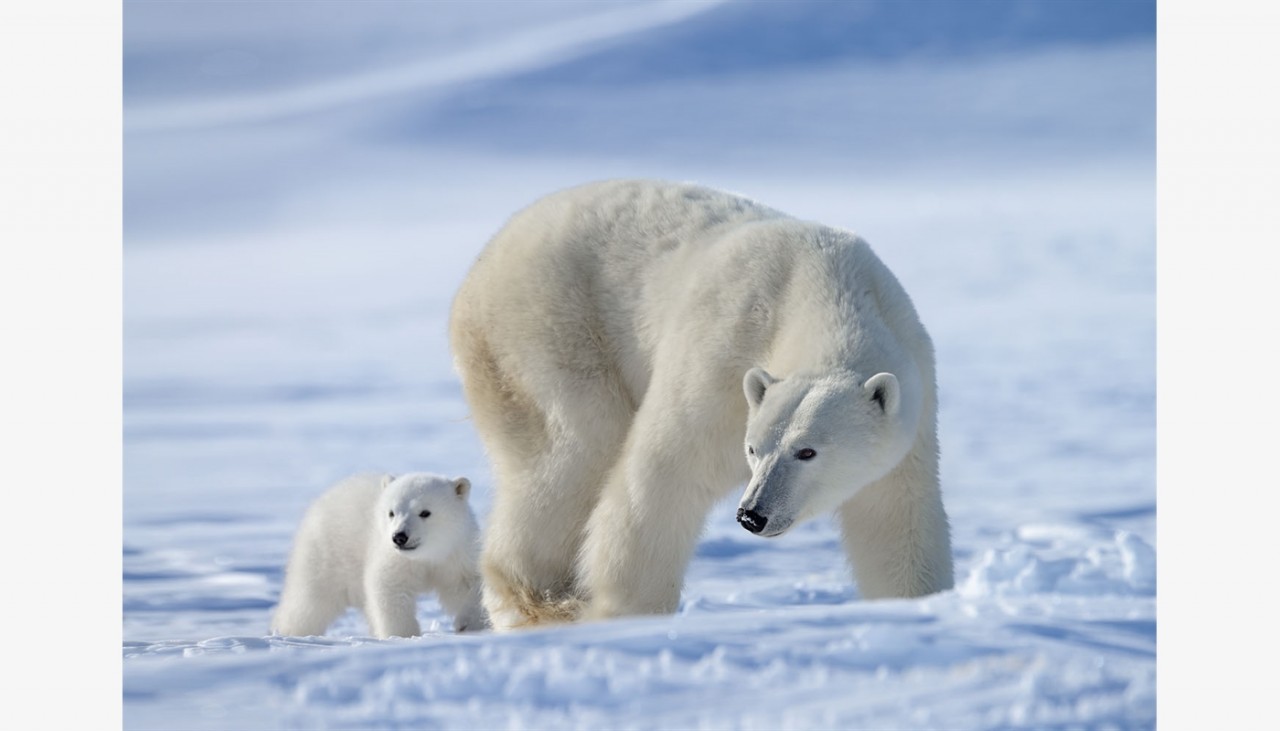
[[577, 396, 731, 620], [837, 433, 953, 599], [579, 467, 713, 619]]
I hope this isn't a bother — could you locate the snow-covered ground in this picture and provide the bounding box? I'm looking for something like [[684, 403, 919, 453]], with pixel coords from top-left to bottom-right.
[[119, 2, 1156, 728]]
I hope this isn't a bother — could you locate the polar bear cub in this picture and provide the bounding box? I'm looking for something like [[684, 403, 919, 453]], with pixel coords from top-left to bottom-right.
[[271, 472, 489, 638]]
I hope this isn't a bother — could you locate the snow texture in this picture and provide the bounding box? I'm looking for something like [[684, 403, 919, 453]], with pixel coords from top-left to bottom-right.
[[123, 2, 1155, 728]]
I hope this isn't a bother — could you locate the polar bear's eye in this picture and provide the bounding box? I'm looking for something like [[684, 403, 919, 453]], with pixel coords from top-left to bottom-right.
[[796, 448, 817, 461], [418, 510, 431, 519], [747, 445, 755, 456], [388, 511, 394, 518]]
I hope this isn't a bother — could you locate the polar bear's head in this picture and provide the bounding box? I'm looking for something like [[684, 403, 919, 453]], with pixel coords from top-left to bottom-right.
[[376, 473, 475, 561], [738, 367, 920, 537]]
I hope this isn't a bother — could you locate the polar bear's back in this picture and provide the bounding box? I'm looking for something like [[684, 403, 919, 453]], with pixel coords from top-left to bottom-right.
[[451, 181, 791, 393], [456, 180, 785, 316], [453, 180, 931, 388], [500, 178, 785, 254]]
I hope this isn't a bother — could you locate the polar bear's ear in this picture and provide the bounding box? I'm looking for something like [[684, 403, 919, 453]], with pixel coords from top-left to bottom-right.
[[743, 367, 777, 409], [864, 373, 900, 416], [453, 477, 471, 499], [381, 474, 395, 489]]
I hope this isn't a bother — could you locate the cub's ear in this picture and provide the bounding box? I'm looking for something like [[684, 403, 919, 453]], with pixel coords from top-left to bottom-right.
[[453, 477, 471, 499], [743, 367, 777, 409], [864, 372, 900, 416], [381, 474, 396, 489]]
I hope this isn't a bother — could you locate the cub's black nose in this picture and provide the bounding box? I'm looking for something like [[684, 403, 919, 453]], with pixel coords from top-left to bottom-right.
[[737, 508, 768, 534], [392, 531, 409, 547]]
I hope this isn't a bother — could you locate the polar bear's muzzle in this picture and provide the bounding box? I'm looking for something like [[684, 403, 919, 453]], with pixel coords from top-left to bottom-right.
[[736, 507, 769, 534], [738, 464, 796, 538], [736, 505, 793, 537]]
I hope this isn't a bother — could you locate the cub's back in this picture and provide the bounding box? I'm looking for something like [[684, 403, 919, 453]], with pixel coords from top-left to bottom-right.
[[293, 474, 383, 589]]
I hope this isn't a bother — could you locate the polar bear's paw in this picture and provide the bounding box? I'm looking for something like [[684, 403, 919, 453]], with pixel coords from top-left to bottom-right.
[[483, 579, 585, 631]]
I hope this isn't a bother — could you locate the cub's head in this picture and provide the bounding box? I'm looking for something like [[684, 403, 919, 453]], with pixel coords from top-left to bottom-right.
[[376, 473, 475, 561], [738, 367, 920, 537]]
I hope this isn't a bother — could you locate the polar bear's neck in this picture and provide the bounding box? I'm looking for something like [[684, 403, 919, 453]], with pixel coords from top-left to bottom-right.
[[763, 240, 915, 381]]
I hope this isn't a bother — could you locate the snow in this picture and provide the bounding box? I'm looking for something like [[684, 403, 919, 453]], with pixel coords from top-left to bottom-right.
[[117, 1, 1160, 728]]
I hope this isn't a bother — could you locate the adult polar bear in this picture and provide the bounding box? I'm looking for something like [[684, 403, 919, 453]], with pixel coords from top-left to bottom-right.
[[450, 179, 953, 630]]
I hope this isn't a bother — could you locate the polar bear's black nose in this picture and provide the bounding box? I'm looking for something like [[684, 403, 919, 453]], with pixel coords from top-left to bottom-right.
[[737, 508, 768, 534], [392, 531, 409, 547]]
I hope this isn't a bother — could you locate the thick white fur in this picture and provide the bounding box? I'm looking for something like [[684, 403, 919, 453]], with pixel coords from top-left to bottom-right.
[[271, 472, 489, 638], [450, 179, 953, 630]]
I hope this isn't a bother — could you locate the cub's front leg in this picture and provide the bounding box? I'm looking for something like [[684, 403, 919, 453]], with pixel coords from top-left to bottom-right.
[[438, 569, 490, 633], [363, 563, 421, 639]]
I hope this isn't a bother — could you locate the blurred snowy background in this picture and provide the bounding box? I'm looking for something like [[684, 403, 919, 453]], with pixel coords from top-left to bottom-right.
[[121, 1, 1155, 728]]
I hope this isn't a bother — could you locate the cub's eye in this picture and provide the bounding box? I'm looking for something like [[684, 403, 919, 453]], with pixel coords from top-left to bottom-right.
[[388, 511, 394, 518], [796, 448, 817, 461], [418, 510, 431, 519], [747, 445, 755, 456]]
